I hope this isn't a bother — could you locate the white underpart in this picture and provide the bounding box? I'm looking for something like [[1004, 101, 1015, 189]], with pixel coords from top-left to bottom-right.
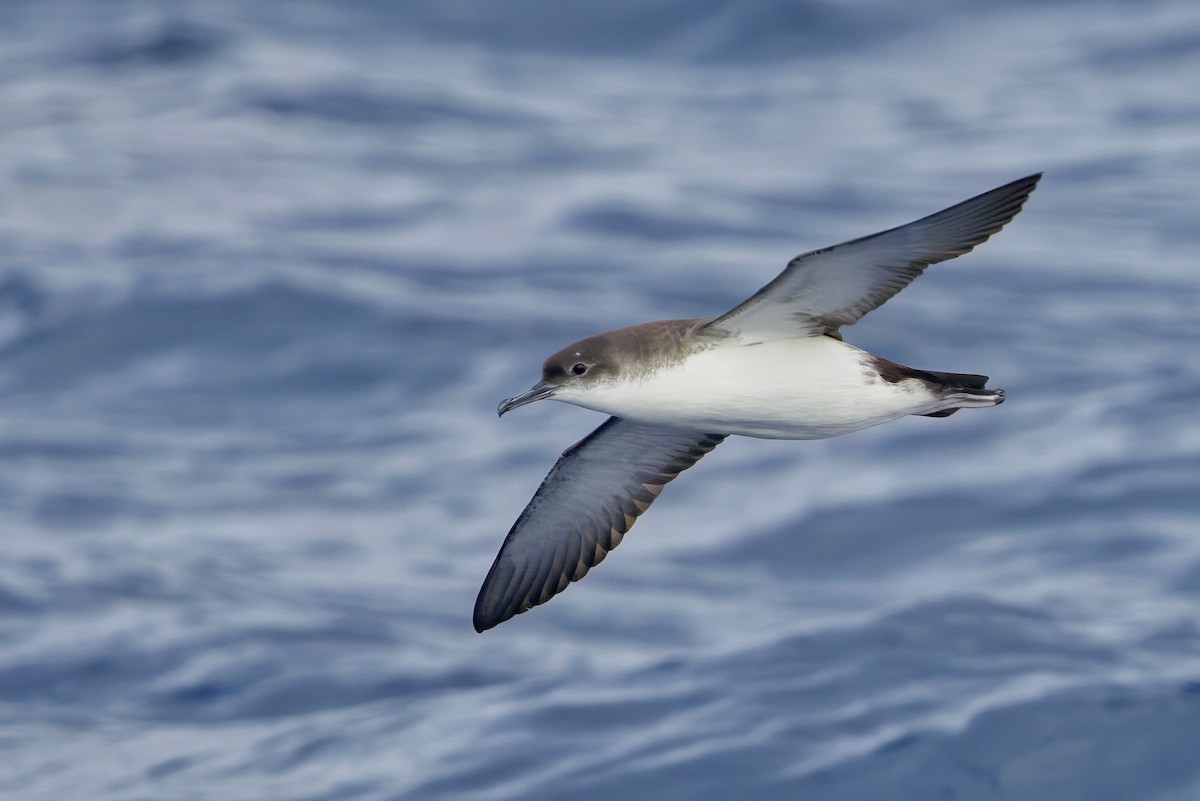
[[557, 335, 957, 440]]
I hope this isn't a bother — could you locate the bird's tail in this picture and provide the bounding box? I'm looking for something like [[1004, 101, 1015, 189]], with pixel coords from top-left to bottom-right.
[[916, 369, 1004, 417]]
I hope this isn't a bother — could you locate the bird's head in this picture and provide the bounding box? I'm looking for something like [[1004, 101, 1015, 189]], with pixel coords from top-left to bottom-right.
[[497, 333, 619, 417]]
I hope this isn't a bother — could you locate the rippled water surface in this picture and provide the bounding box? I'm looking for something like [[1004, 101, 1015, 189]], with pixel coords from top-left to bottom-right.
[[2, 2, 1199, 799]]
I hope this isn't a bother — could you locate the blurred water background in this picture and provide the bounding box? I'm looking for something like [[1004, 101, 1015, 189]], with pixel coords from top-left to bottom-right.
[[1, 1, 1199, 799]]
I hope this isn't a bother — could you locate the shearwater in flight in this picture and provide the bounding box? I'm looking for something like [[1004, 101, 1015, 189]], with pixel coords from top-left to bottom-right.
[[474, 173, 1040, 632]]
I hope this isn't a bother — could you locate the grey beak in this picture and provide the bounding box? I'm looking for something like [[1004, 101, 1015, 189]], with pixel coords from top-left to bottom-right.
[[498, 381, 557, 417]]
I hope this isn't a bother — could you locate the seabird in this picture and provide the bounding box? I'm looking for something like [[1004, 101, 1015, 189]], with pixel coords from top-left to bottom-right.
[[475, 173, 1041, 631]]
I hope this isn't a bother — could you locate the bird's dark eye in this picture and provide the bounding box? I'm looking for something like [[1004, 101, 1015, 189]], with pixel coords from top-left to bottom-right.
[[572, 363, 588, 375]]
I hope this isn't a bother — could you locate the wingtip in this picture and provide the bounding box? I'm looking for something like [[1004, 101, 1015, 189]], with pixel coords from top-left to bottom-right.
[[472, 609, 499, 633], [1012, 171, 1043, 192], [472, 589, 514, 632], [472, 599, 501, 632], [985, 172, 1042, 201], [988, 172, 1042, 198]]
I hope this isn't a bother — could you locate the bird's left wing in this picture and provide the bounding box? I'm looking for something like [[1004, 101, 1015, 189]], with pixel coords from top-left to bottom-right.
[[474, 417, 725, 632], [705, 173, 1040, 339]]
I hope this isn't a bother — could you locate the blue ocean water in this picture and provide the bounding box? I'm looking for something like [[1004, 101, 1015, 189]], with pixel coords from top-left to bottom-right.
[[1, 1, 1199, 799]]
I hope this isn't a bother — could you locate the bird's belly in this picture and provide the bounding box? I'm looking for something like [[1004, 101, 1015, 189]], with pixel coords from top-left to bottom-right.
[[600, 382, 911, 439], [572, 339, 935, 439]]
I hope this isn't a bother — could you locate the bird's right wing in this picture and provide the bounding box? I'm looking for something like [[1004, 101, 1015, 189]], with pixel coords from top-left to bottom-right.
[[474, 417, 725, 632]]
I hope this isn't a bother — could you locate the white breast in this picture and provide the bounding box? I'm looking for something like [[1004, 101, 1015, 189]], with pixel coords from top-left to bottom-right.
[[559, 336, 937, 439]]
